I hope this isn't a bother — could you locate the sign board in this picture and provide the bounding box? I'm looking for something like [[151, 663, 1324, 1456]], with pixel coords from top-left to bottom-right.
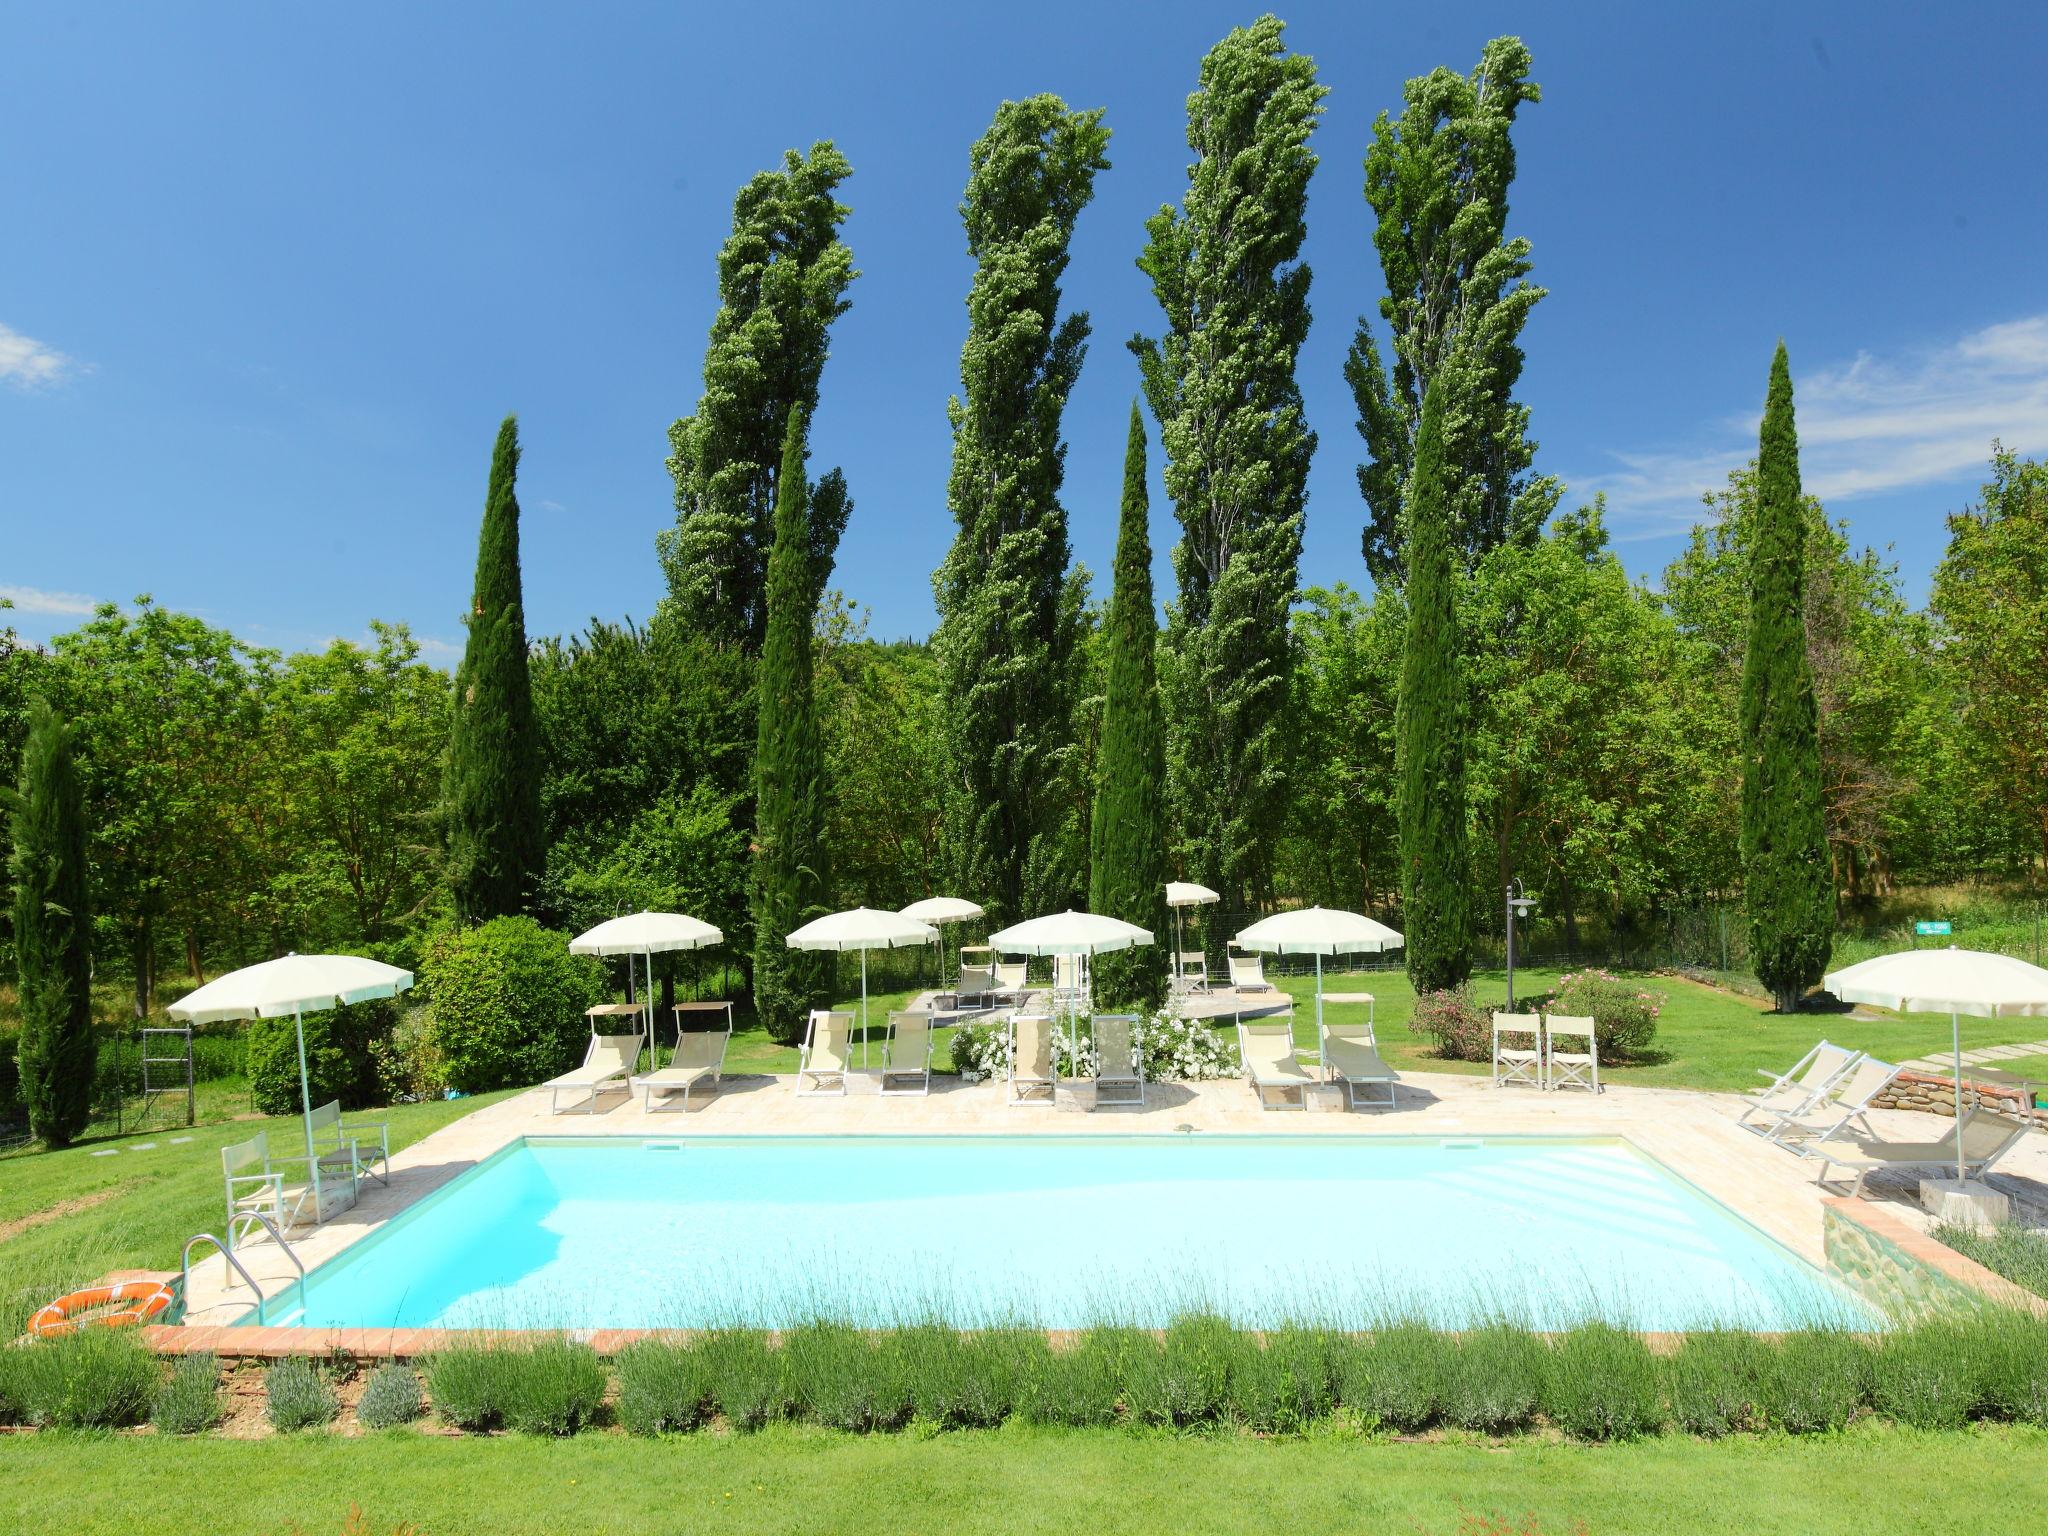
[[1915, 920, 1953, 936]]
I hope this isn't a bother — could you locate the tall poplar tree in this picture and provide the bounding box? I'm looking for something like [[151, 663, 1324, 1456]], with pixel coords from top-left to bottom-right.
[[1088, 404, 1169, 1012], [1131, 14, 1323, 922], [8, 697, 94, 1148], [1396, 376, 1473, 992], [447, 416, 543, 922], [1347, 36, 1557, 582], [933, 95, 1110, 920], [750, 406, 832, 1044], [1740, 344, 1833, 1011], [660, 143, 857, 653]]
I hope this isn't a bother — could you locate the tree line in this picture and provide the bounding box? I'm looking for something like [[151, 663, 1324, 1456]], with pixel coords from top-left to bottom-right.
[[9, 18, 2048, 1142]]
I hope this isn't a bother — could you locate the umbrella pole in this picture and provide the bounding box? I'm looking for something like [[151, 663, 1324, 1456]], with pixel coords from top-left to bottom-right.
[[294, 1003, 317, 1191], [1953, 1010, 1965, 1185], [861, 949, 870, 1071], [1315, 953, 1324, 1067]]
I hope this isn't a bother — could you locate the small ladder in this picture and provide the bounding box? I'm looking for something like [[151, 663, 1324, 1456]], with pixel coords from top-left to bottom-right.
[[182, 1214, 307, 1326]]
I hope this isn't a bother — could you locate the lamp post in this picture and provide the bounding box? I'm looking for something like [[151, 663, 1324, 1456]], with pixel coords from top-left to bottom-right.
[[1505, 881, 1537, 1010]]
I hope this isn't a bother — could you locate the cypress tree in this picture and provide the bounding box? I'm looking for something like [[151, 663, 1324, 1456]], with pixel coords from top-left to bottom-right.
[[1088, 404, 1169, 1013], [7, 697, 94, 1148], [1396, 375, 1473, 993], [750, 405, 832, 1045], [1131, 15, 1323, 926], [933, 95, 1110, 922], [447, 415, 543, 922], [1740, 343, 1833, 1011]]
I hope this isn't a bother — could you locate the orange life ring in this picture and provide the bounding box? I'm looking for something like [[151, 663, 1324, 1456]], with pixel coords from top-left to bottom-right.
[[28, 1279, 177, 1338]]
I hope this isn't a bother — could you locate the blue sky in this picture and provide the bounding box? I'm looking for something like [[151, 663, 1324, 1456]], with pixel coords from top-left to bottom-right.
[[5, 1, 2047, 661]]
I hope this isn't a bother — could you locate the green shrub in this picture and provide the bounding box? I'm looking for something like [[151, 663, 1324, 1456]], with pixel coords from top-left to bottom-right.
[[247, 999, 397, 1115], [1126, 1313, 1235, 1427], [1548, 969, 1663, 1058], [899, 1326, 1040, 1428], [1976, 1309, 2048, 1425], [696, 1329, 787, 1431], [11, 1329, 157, 1428], [1664, 1330, 1766, 1437], [1406, 988, 1490, 1062], [265, 1356, 339, 1433], [1934, 1221, 2048, 1300], [499, 1337, 608, 1435], [1871, 1321, 1988, 1430], [1015, 1329, 1125, 1427], [421, 917, 605, 1093], [615, 1340, 710, 1435], [1338, 1323, 1446, 1432], [1229, 1326, 1338, 1433], [150, 1351, 222, 1434], [786, 1323, 906, 1432], [356, 1363, 424, 1429], [370, 1008, 448, 1104], [1764, 1329, 1869, 1433], [425, 1344, 503, 1430], [1543, 1325, 1663, 1441], [1442, 1324, 1545, 1434]]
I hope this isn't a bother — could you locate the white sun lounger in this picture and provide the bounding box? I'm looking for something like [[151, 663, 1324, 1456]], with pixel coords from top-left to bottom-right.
[[798, 1010, 856, 1097], [993, 960, 1030, 1004], [1238, 1014, 1313, 1110], [1091, 1012, 1146, 1108], [1228, 948, 1275, 994], [636, 1004, 733, 1112], [546, 1031, 643, 1114], [1319, 994, 1397, 1109], [1803, 1108, 2031, 1198], [1737, 1040, 1864, 1129], [1759, 1055, 1902, 1145], [1008, 1013, 1056, 1106], [881, 1010, 936, 1097]]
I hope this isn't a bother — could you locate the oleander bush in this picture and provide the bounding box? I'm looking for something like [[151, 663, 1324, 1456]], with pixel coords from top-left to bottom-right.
[[265, 1356, 339, 1433], [356, 1362, 425, 1429], [9, 1328, 157, 1428], [150, 1350, 223, 1434], [1406, 988, 1491, 1062], [1548, 969, 1664, 1058]]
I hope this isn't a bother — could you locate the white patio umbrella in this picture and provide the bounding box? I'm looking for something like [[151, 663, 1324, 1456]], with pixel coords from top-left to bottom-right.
[[1232, 907, 1404, 1042], [986, 910, 1155, 1059], [570, 911, 724, 1067], [1165, 881, 1220, 986], [170, 954, 414, 1164], [1823, 947, 2048, 1185], [898, 896, 986, 993], [787, 907, 939, 1066]]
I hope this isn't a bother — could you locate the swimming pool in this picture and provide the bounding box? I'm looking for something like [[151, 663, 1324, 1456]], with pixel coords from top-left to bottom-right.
[[265, 1135, 1869, 1331]]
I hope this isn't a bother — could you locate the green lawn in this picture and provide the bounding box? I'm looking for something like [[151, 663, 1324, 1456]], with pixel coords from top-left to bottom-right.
[[0, 1093, 520, 1332], [2, 1421, 2041, 1535]]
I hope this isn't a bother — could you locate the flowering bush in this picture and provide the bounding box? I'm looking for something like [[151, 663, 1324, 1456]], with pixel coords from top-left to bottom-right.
[[1549, 969, 1663, 1058], [947, 1013, 1237, 1082], [1408, 987, 1491, 1061]]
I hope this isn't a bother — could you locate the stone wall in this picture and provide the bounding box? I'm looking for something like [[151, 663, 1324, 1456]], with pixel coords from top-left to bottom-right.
[[1823, 1197, 2048, 1322], [1872, 1068, 2047, 1129]]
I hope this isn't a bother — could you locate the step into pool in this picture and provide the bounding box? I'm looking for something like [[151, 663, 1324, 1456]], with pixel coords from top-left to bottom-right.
[[264, 1135, 1869, 1331]]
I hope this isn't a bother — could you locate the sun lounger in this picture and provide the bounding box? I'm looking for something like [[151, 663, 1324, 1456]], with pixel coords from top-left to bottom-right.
[[1238, 1014, 1313, 1110], [546, 1032, 644, 1114], [798, 1010, 856, 1097], [953, 963, 998, 1008], [993, 960, 1030, 1004], [1803, 1108, 2031, 1197], [637, 1004, 733, 1111], [1492, 1011, 1543, 1090], [1319, 995, 1397, 1108], [1052, 953, 1089, 1013], [1228, 948, 1275, 994], [1757, 1055, 1902, 1144], [1008, 1013, 1056, 1106], [881, 1010, 936, 1097], [1737, 1040, 1863, 1129], [1091, 1013, 1145, 1108]]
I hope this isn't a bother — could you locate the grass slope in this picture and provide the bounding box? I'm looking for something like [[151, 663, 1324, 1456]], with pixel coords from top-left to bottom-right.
[[3, 1422, 2043, 1535]]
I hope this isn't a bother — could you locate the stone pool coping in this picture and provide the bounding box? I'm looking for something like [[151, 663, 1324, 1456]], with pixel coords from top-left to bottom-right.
[[148, 1069, 2048, 1354]]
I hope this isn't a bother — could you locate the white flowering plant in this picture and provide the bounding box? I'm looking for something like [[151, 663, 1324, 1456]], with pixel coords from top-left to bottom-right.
[[1138, 1011, 1240, 1081], [946, 1011, 1238, 1082]]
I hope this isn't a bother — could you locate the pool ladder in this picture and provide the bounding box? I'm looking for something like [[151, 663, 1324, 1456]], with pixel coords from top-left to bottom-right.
[[181, 1214, 307, 1326]]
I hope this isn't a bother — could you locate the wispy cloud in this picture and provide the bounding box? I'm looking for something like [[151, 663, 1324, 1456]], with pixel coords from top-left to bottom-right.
[[0, 322, 80, 389], [1575, 314, 2048, 536], [414, 635, 464, 665], [0, 582, 99, 616]]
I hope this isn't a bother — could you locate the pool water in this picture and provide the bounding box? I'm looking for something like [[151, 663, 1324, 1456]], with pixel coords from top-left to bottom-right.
[[271, 1135, 1869, 1331]]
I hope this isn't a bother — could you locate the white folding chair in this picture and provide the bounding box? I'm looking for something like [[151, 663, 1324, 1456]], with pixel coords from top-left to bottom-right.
[[1492, 1011, 1544, 1090], [1544, 1013, 1600, 1094]]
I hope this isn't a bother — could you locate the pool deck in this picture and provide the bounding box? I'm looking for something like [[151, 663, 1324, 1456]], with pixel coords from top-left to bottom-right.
[[161, 1060, 2048, 1345]]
